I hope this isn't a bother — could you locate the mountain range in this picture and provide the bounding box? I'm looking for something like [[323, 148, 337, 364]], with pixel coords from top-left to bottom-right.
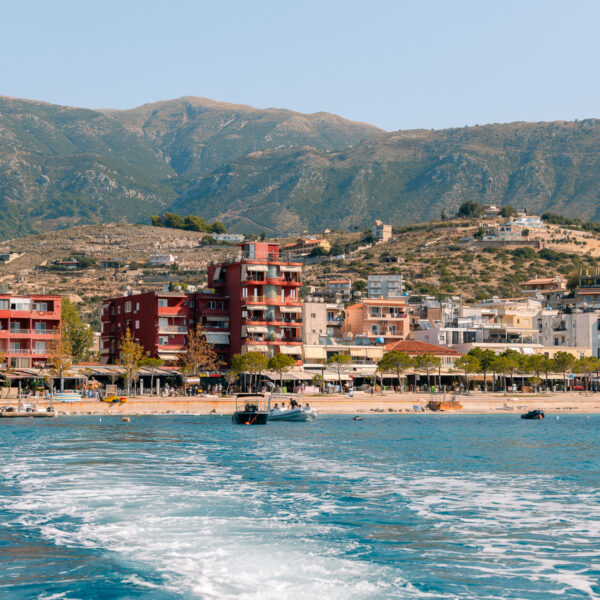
[[2, 94, 600, 238]]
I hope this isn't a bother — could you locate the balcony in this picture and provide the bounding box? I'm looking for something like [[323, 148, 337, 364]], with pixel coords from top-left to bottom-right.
[[243, 296, 266, 303], [280, 337, 302, 343], [158, 325, 188, 334], [157, 306, 187, 316], [9, 328, 30, 334]]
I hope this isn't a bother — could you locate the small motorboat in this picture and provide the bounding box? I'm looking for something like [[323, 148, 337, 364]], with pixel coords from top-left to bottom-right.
[[232, 393, 269, 425], [352, 416, 363, 421], [521, 409, 545, 420], [268, 406, 317, 422]]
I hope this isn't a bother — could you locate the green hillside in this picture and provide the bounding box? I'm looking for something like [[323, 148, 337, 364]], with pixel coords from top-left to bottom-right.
[[2, 95, 600, 237], [171, 120, 600, 233]]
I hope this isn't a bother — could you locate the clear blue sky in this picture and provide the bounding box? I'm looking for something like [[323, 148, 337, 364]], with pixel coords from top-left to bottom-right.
[[2, 0, 599, 131]]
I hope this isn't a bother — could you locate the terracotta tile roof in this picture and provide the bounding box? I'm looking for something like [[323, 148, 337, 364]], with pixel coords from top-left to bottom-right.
[[385, 339, 462, 356]]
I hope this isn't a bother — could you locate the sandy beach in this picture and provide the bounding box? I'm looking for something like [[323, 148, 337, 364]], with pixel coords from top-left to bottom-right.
[[3, 391, 600, 416]]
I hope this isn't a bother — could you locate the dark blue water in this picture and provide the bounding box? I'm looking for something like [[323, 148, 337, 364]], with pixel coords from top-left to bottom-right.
[[0, 414, 598, 599]]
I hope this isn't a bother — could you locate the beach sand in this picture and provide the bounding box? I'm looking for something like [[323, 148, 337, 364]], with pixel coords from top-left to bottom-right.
[[3, 391, 600, 416]]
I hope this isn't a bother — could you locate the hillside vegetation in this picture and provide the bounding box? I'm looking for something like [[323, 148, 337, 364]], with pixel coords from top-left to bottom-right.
[[3, 95, 600, 237]]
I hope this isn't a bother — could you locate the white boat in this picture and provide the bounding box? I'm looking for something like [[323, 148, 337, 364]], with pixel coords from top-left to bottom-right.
[[268, 406, 317, 422]]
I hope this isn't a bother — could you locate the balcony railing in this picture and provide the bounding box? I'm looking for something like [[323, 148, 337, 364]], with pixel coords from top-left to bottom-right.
[[9, 328, 30, 334], [158, 326, 188, 333]]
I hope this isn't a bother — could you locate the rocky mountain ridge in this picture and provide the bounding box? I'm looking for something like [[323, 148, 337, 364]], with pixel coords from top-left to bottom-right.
[[1, 95, 600, 237]]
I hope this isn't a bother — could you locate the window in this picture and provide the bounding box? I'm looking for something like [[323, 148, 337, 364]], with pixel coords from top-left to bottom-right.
[[209, 300, 217, 309], [242, 288, 248, 299], [290, 289, 296, 299], [311, 313, 316, 319], [158, 299, 168, 308], [0, 300, 8, 310], [125, 301, 132, 313], [117, 306, 121, 314], [371, 325, 378, 334], [33, 302, 48, 312], [10, 299, 31, 311], [136, 302, 140, 312], [34, 322, 47, 332], [281, 290, 285, 302], [135, 320, 140, 329], [159, 336, 168, 345]]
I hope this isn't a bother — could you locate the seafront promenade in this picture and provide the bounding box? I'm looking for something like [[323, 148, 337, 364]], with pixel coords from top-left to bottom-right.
[[3, 391, 600, 415]]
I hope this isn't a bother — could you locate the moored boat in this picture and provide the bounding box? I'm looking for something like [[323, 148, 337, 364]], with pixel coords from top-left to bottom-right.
[[232, 393, 269, 425], [268, 406, 317, 422], [521, 409, 544, 420]]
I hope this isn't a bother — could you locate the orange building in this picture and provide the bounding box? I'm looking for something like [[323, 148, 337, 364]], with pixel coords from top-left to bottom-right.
[[344, 298, 410, 344]]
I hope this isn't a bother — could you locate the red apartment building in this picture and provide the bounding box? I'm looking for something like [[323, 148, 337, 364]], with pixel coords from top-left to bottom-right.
[[207, 241, 303, 361], [0, 294, 62, 368], [101, 242, 302, 366], [100, 290, 230, 365]]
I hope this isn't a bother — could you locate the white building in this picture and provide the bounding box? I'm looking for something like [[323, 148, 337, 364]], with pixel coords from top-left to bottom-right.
[[372, 220, 392, 243], [368, 274, 403, 299], [149, 254, 176, 266], [538, 309, 600, 357], [212, 233, 245, 243]]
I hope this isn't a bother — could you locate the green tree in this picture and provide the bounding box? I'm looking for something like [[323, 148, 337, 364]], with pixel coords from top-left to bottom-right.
[[500, 349, 522, 390], [377, 351, 415, 391], [468, 348, 497, 391], [182, 324, 223, 377], [474, 226, 486, 240], [457, 201, 483, 219], [211, 221, 227, 234], [268, 353, 297, 390], [500, 205, 517, 218], [139, 356, 165, 394], [242, 352, 269, 392], [311, 373, 324, 392], [552, 351, 576, 391], [523, 354, 552, 391], [48, 334, 73, 392], [574, 356, 600, 395], [327, 353, 353, 391], [119, 328, 144, 395], [453, 354, 481, 395], [61, 298, 94, 363], [566, 269, 581, 291], [415, 353, 441, 390]]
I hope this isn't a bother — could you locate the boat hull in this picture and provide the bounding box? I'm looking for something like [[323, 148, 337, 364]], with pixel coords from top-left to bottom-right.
[[521, 409, 544, 420], [232, 411, 268, 425], [268, 408, 317, 422]]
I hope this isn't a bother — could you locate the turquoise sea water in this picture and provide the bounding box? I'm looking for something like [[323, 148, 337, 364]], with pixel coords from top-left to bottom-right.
[[0, 414, 598, 599]]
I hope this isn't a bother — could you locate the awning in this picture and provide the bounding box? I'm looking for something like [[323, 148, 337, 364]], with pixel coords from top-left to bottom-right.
[[244, 344, 269, 352], [280, 266, 301, 273], [213, 266, 221, 280], [205, 332, 230, 344], [278, 345, 302, 355], [158, 352, 181, 361], [247, 305, 267, 311], [350, 348, 367, 357], [303, 346, 327, 360], [247, 265, 268, 272], [205, 315, 229, 322], [280, 306, 302, 313], [366, 347, 383, 358], [247, 325, 268, 334]]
